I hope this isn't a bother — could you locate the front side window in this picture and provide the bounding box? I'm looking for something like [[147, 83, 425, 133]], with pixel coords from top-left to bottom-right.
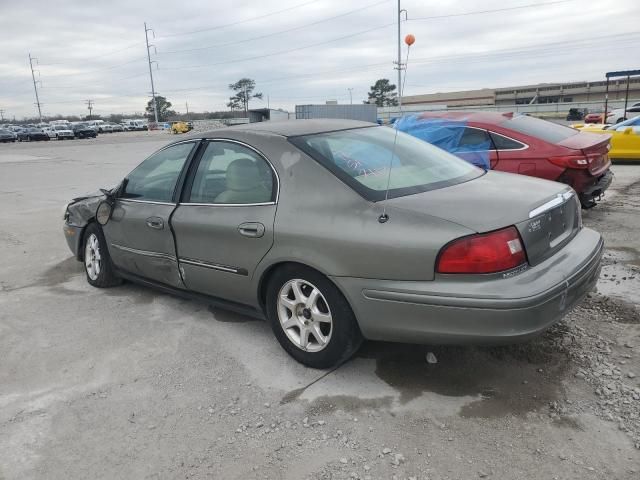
[[187, 141, 275, 204], [122, 142, 195, 202], [290, 126, 482, 201]]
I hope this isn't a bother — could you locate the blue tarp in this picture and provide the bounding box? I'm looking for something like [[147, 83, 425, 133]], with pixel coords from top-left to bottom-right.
[[395, 115, 491, 170]]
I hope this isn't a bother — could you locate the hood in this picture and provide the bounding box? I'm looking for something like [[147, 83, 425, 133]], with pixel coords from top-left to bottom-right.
[[383, 170, 569, 233]]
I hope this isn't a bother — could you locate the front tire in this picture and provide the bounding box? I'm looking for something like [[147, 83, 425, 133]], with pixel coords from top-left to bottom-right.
[[265, 265, 363, 369], [83, 223, 121, 288]]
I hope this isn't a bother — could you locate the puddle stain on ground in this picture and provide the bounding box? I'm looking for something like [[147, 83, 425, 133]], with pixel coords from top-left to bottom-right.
[[359, 329, 571, 418]]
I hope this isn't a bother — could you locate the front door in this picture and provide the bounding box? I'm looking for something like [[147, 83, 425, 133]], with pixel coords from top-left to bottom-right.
[[171, 140, 278, 305], [104, 141, 198, 288]]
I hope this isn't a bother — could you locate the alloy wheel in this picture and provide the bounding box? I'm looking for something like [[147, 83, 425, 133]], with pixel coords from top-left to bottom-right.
[[84, 233, 102, 281], [277, 279, 333, 352]]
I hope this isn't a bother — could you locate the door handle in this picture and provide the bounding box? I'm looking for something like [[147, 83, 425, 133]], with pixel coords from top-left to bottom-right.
[[146, 216, 164, 230], [238, 222, 265, 238]]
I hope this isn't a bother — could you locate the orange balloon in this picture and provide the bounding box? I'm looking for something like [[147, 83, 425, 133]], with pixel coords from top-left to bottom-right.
[[405, 34, 415, 46]]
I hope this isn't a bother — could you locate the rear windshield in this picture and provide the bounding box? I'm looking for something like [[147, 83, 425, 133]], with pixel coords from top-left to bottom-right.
[[290, 126, 482, 201], [502, 115, 578, 144]]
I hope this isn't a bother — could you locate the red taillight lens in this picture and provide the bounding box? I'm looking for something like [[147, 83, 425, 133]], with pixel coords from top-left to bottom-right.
[[548, 155, 590, 169], [437, 227, 527, 274]]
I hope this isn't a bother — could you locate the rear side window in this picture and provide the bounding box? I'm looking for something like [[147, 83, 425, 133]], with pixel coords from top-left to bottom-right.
[[123, 142, 195, 202], [502, 115, 578, 144], [458, 127, 493, 151], [489, 132, 526, 150]]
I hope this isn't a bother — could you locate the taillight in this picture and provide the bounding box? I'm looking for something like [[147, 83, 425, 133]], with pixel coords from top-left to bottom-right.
[[549, 155, 590, 169], [437, 226, 527, 274]]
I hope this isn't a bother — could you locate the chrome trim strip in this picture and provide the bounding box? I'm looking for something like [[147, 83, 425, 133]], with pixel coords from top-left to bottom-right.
[[179, 257, 247, 275], [118, 198, 176, 206], [179, 202, 276, 207], [529, 191, 574, 218], [111, 243, 177, 261]]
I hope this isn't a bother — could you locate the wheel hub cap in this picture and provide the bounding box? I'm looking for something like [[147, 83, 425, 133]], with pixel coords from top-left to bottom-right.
[[277, 279, 333, 352]]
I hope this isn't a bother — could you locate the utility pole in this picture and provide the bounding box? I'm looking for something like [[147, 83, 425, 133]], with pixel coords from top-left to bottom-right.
[[85, 99, 94, 120], [0, 109, 4, 122], [185, 101, 189, 118], [144, 22, 159, 125], [395, 1, 407, 109], [348, 88, 354, 105], [28, 53, 43, 123]]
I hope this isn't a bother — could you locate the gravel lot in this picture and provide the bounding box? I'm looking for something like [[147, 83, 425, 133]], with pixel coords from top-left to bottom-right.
[[1, 132, 639, 479]]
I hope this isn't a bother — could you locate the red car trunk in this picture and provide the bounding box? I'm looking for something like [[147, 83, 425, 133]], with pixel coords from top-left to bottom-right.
[[556, 132, 610, 176], [410, 111, 613, 208]]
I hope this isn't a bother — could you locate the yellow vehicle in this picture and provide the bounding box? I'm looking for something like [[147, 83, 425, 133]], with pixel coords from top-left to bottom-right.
[[171, 121, 192, 134], [573, 117, 640, 161]]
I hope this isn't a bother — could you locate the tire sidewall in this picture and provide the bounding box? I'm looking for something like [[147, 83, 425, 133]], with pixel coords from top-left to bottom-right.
[[265, 265, 362, 369]]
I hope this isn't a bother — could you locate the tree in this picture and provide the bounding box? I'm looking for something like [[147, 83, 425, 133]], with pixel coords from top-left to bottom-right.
[[145, 96, 176, 122], [366, 79, 398, 107], [228, 78, 262, 114]]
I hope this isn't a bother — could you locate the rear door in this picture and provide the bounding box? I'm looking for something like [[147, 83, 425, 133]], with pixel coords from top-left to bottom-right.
[[487, 130, 539, 176], [454, 126, 497, 169], [171, 139, 278, 305], [104, 141, 198, 288]]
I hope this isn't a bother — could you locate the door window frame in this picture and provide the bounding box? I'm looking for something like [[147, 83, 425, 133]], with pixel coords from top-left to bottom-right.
[[179, 138, 280, 207], [117, 139, 202, 206]]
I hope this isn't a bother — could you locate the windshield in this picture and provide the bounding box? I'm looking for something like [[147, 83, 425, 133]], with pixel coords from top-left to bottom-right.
[[54, 125, 69, 130], [290, 126, 483, 201], [502, 115, 579, 144]]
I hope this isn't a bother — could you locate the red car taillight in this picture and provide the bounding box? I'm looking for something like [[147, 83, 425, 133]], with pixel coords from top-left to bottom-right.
[[437, 227, 527, 274], [548, 155, 590, 169]]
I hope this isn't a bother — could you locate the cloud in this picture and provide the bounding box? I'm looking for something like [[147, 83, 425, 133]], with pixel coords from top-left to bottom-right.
[[0, 0, 638, 119]]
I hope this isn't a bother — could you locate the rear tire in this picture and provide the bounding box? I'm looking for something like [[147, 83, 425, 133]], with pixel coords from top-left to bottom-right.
[[83, 223, 121, 288], [265, 265, 363, 369]]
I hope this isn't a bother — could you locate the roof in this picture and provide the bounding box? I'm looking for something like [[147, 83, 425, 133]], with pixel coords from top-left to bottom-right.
[[415, 110, 516, 125], [191, 119, 376, 139]]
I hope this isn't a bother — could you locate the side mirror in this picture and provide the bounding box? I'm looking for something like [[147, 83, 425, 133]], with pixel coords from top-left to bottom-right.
[[96, 200, 113, 225]]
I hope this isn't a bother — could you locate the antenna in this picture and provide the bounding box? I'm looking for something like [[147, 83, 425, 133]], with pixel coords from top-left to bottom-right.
[[378, 33, 415, 224]]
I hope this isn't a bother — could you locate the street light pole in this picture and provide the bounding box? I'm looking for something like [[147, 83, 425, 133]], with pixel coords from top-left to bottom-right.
[[397, 0, 402, 109], [348, 88, 353, 105]]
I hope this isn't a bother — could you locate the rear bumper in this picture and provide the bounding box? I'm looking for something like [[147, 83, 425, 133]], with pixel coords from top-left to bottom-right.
[[332, 227, 603, 345], [562, 169, 613, 207]]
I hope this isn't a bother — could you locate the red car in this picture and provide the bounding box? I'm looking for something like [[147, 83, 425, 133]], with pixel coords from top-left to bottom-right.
[[406, 111, 612, 208], [584, 112, 608, 124]]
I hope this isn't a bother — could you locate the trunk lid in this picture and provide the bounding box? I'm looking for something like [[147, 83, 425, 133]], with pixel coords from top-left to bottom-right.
[[557, 131, 611, 175], [384, 171, 580, 266]]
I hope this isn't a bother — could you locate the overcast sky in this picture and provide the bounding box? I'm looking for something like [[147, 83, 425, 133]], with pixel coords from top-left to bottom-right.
[[1, 0, 639, 119]]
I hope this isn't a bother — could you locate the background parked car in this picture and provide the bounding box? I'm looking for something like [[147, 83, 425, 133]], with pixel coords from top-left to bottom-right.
[[110, 122, 124, 133], [573, 117, 640, 162], [0, 129, 17, 142], [397, 111, 612, 208], [606, 102, 640, 124], [566, 108, 587, 121], [72, 123, 98, 139], [584, 111, 609, 124], [98, 123, 113, 134], [51, 124, 75, 140], [17, 127, 50, 142]]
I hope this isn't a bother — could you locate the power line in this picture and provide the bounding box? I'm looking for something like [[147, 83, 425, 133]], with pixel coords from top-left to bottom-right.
[[157, 0, 320, 39], [163, 21, 397, 71], [409, 0, 575, 21], [158, 0, 390, 55]]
